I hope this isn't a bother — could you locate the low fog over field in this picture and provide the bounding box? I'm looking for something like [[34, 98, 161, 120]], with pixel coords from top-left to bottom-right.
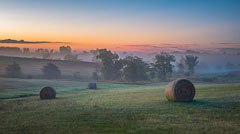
[[1, 43, 240, 75]]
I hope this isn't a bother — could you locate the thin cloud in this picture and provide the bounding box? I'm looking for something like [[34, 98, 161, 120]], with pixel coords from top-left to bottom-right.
[[115, 44, 182, 53], [0, 39, 67, 44], [218, 48, 240, 51], [219, 43, 240, 45]]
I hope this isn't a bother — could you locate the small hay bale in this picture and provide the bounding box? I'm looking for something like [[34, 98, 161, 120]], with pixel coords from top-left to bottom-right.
[[40, 86, 56, 99], [88, 83, 97, 89], [165, 79, 195, 102]]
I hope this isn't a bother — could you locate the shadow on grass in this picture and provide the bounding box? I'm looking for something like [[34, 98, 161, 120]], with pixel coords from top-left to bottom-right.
[[0, 94, 38, 100], [164, 96, 239, 108], [192, 97, 239, 107]]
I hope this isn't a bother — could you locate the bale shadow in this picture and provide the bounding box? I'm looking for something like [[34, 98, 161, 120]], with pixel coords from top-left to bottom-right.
[[189, 96, 239, 108], [164, 96, 239, 109]]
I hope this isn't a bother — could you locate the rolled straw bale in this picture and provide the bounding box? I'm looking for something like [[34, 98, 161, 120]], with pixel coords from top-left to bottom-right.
[[88, 83, 97, 89], [40, 86, 56, 99], [165, 79, 195, 102]]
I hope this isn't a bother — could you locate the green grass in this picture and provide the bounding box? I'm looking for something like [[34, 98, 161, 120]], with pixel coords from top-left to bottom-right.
[[0, 78, 240, 134], [0, 78, 142, 99]]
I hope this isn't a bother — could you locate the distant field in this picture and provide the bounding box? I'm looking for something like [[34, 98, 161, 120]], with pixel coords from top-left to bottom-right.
[[0, 77, 239, 134], [0, 56, 98, 79], [0, 78, 143, 99]]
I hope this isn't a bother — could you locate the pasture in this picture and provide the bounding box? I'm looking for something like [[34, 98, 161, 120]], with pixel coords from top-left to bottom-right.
[[0, 77, 239, 134]]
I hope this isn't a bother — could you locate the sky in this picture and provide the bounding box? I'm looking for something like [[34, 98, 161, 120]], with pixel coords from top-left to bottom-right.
[[0, 0, 240, 52]]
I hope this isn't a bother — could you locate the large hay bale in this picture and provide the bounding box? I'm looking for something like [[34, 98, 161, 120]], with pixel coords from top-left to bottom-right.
[[165, 79, 195, 102], [88, 83, 97, 89], [40, 86, 56, 99]]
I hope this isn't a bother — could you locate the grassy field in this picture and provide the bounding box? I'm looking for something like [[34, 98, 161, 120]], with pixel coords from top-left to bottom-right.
[[0, 78, 239, 134], [0, 78, 143, 99]]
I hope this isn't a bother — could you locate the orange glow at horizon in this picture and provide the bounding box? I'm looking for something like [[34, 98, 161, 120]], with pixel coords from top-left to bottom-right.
[[1, 0, 240, 53]]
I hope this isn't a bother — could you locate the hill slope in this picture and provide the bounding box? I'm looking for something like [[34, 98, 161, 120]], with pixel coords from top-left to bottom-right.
[[0, 56, 98, 78]]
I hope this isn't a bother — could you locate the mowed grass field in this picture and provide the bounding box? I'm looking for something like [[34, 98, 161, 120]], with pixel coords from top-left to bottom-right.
[[0, 78, 240, 134]]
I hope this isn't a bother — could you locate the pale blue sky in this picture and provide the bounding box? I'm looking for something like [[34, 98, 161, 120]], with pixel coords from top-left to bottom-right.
[[0, 0, 239, 50]]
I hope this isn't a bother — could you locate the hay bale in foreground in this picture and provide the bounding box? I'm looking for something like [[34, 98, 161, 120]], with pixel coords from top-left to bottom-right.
[[165, 79, 195, 102], [40, 86, 56, 99], [88, 83, 97, 89]]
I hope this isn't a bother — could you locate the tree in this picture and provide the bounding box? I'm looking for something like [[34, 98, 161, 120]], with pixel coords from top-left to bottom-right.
[[5, 62, 22, 78], [122, 56, 149, 82], [64, 54, 78, 61], [23, 48, 30, 53], [0, 47, 21, 54], [184, 55, 198, 76], [42, 49, 51, 59], [59, 46, 72, 55], [177, 56, 185, 74], [35, 48, 51, 59], [153, 53, 175, 80], [41, 63, 61, 79], [90, 49, 101, 62], [35, 48, 44, 53], [149, 63, 156, 79], [96, 49, 123, 80], [92, 72, 99, 80], [177, 63, 184, 74]]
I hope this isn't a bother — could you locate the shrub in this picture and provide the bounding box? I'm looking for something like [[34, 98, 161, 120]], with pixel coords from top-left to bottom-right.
[[41, 63, 61, 79], [5, 62, 22, 78]]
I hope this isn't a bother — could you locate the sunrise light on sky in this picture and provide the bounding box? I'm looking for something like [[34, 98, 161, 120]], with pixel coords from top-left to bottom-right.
[[0, 0, 240, 52]]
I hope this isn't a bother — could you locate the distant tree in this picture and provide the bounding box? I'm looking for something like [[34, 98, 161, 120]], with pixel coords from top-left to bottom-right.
[[177, 63, 184, 74], [35, 48, 51, 59], [41, 63, 61, 79], [42, 49, 51, 59], [92, 72, 99, 80], [122, 56, 149, 82], [149, 63, 156, 79], [153, 53, 175, 80], [185, 50, 200, 54], [49, 49, 54, 54], [0, 47, 21, 54], [5, 62, 22, 78], [59, 46, 72, 55], [23, 48, 30, 53], [184, 55, 198, 76], [82, 51, 89, 54], [96, 49, 123, 80], [90, 49, 101, 62], [35, 48, 44, 53], [64, 54, 78, 61], [178, 56, 185, 74]]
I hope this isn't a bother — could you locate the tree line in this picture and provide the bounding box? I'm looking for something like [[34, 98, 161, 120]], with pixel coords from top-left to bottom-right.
[[5, 62, 61, 79], [4, 48, 199, 82], [94, 49, 199, 82], [0, 46, 78, 61]]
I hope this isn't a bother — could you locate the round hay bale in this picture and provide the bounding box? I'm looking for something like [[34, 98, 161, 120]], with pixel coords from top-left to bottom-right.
[[165, 79, 195, 102], [40, 86, 56, 99], [88, 83, 97, 89]]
